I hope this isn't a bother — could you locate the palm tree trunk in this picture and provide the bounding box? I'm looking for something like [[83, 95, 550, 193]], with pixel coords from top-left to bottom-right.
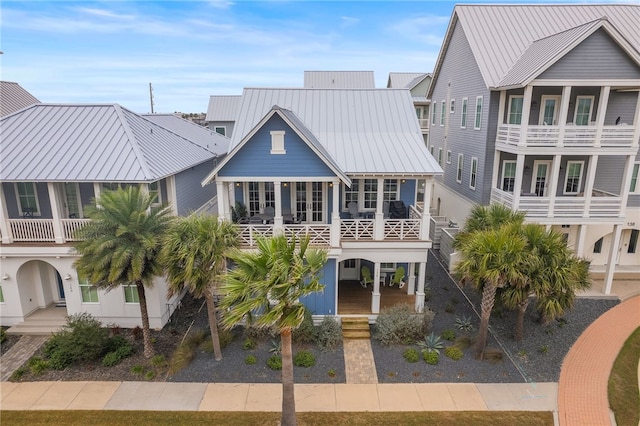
[[205, 291, 223, 361], [475, 282, 497, 360], [280, 327, 296, 426], [135, 281, 154, 359], [514, 299, 530, 342]]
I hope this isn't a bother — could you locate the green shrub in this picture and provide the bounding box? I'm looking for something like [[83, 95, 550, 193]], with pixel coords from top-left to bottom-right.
[[10, 367, 26, 381], [445, 346, 464, 361], [104, 335, 130, 353], [28, 357, 48, 375], [269, 340, 281, 356], [327, 369, 336, 378], [423, 350, 439, 365], [374, 304, 425, 345], [145, 370, 156, 380], [317, 317, 342, 352], [151, 354, 166, 368], [417, 332, 444, 354], [403, 348, 420, 363], [293, 309, 318, 344], [441, 329, 456, 341], [102, 351, 122, 367], [131, 365, 146, 376], [168, 330, 206, 374], [43, 313, 110, 369], [245, 355, 257, 365], [0, 328, 6, 344], [267, 355, 282, 370], [242, 338, 257, 350], [293, 350, 316, 367]]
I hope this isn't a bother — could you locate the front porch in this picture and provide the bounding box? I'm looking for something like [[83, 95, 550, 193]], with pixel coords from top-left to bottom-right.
[[6, 305, 67, 336], [337, 280, 416, 315]]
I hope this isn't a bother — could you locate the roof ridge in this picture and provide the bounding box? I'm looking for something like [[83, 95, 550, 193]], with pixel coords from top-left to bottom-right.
[[140, 113, 228, 154], [533, 17, 605, 43], [113, 104, 155, 180]]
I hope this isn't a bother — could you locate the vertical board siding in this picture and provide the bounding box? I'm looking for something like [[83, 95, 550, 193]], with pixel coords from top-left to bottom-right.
[[300, 259, 337, 315], [400, 179, 417, 207], [175, 162, 217, 216], [594, 156, 626, 194], [2, 182, 19, 217]]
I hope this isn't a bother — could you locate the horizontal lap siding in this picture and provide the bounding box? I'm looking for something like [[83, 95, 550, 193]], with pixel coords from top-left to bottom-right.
[[175, 162, 217, 216], [594, 156, 626, 194], [605, 92, 639, 126]]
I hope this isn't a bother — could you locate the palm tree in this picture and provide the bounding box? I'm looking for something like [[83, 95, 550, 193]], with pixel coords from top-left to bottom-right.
[[220, 235, 328, 426], [161, 215, 238, 361], [74, 186, 173, 358]]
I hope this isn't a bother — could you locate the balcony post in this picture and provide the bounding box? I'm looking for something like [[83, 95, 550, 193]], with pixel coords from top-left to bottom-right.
[[491, 150, 501, 191], [575, 224, 587, 257], [414, 261, 426, 313], [497, 91, 506, 125], [547, 154, 562, 217], [330, 180, 341, 248], [583, 155, 599, 217], [165, 176, 178, 215], [273, 181, 283, 234], [619, 155, 636, 212], [632, 91, 640, 148], [47, 183, 65, 243], [371, 262, 381, 314], [557, 86, 572, 148], [512, 154, 525, 210], [216, 181, 228, 221], [518, 86, 533, 147], [374, 178, 385, 240], [407, 262, 416, 295], [593, 86, 610, 148], [0, 184, 12, 243], [604, 224, 622, 295], [420, 179, 432, 240]]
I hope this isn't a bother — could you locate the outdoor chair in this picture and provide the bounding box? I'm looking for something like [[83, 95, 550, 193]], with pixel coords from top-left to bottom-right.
[[389, 266, 406, 289], [348, 201, 361, 219], [360, 266, 374, 288]]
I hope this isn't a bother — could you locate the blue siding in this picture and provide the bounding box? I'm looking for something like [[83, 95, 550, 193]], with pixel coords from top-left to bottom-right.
[[175, 161, 217, 216], [218, 115, 337, 178], [300, 259, 336, 315]]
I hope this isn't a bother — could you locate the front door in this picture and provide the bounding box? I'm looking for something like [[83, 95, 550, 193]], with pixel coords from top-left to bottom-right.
[[531, 160, 552, 196], [293, 182, 325, 223], [539, 95, 561, 125], [246, 182, 275, 216], [340, 259, 360, 280], [56, 271, 66, 302]]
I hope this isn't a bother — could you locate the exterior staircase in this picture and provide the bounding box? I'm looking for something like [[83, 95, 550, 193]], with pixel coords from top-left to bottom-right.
[[6, 306, 67, 336], [341, 316, 371, 339]]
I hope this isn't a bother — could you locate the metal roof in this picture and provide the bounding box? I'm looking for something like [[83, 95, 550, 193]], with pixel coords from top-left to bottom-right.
[[205, 95, 241, 122], [0, 81, 40, 117], [430, 4, 640, 93], [303, 71, 375, 88], [387, 73, 427, 89], [142, 113, 229, 156], [0, 104, 216, 182], [226, 88, 442, 176]]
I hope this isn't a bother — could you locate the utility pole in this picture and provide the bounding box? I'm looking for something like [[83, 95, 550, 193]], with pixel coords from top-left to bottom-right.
[[149, 83, 155, 114]]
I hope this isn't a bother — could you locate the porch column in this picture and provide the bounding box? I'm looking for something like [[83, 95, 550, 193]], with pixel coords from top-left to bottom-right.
[[273, 181, 283, 233], [93, 183, 102, 202], [583, 155, 599, 217], [420, 179, 432, 240], [330, 180, 341, 248], [604, 224, 622, 295], [407, 262, 416, 295], [47, 183, 65, 243], [0, 184, 12, 243], [491, 150, 501, 193], [575, 224, 587, 257], [594, 86, 610, 148], [415, 261, 426, 313], [547, 154, 562, 217], [371, 262, 381, 314], [497, 91, 506, 125], [518, 85, 533, 147], [557, 86, 572, 147], [374, 178, 384, 240], [632, 91, 640, 149], [216, 181, 228, 220], [512, 154, 526, 210], [620, 155, 637, 211], [165, 176, 178, 215]]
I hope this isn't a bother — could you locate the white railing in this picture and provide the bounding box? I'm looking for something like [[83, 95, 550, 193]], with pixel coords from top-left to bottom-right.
[[409, 205, 422, 220], [497, 124, 636, 148], [418, 119, 429, 129], [340, 219, 374, 241], [588, 197, 623, 217], [284, 224, 331, 246], [383, 219, 421, 240], [237, 224, 273, 247], [61, 219, 91, 241], [8, 219, 55, 242], [518, 196, 551, 218]]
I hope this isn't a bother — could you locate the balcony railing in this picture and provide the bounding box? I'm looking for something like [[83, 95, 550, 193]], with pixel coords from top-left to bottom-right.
[[8, 219, 55, 242], [341, 219, 375, 241], [418, 119, 430, 129], [496, 124, 636, 148]]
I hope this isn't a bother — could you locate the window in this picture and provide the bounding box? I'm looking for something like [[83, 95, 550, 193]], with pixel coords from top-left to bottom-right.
[[78, 275, 99, 303], [628, 229, 639, 254], [456, 154, 464, 183], [214, 126, 226, 136], [431, 103, 436, 126], [415, 107, 423, 119], [270, 130, 286, 154], [508, 96, 524, 125], [440, 101, 445, 126], [564, 161, 584, 194], [450, 99, 455, 113], [502, 161, 516, 192], [148, 181, 161, 205], [461, 98, 468, 128], [344, 180, 359, 210], [382, 179, 399, 202], [630, 163, 639, 193], [574, 96, 594, 126], [363, 179, 377, 209], [430, 146, 434, 155], [123, 284, 139, 304], [474, 96, 483, 129], [593, 237, 603, 254], [446, 150, 452, 164], [15, 182, 40, 216], [470, 157, 478, 190], [380, 262, 396, 271], [438, 148, 443, 166]]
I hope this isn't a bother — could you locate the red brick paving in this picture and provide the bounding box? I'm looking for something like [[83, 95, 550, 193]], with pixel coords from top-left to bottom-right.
[[558, 296, 640, 426]]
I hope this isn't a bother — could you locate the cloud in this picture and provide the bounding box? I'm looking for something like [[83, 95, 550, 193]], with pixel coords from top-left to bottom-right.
[[73, 7, 135, 21], [387, 14, 450, 46], [206, 0, 235, 10], [340, 16, 360, 27]]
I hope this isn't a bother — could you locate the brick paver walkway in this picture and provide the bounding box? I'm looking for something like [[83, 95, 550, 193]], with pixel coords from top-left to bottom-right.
[[558, 295, 640, 426], [343, 339, 378, 384], [0, 335, 49, 381]]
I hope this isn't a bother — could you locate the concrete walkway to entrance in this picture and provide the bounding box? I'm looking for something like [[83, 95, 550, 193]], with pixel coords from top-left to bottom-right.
[[343, 339, 378, 384], [0, 336, 49, 382]]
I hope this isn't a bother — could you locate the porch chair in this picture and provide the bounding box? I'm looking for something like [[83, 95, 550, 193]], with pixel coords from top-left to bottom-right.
[[360, 266, 374, 288], [263, 206, 275, 223], [389, 266, 406, 289], [348, 202, 361, 219], [383, 201, 390, 218]]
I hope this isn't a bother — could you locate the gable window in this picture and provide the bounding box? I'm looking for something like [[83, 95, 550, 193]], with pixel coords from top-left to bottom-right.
[[79, 275, 99, 303], [344, 180, 359, 210], [456, 154, 464, 183], [382, 179, 399, 202], [438, 148, 443, 166], [474, 96, 483, 130], [123, 284, 139, 304], [630, 163, 639, 193], [214, 126, 226, 136], [628, 230, 639, 254], [502, 160, 516, 192], [564, 161, 584, 194], [508, 96, 524, 125], [431, 104, 436, 126], [593, 237, 603, 254], [470, 157, 478, 190], [446, 150, 452, 164], [440, 101, 445, 126], [450, 99, 455, 114], [270, 130, 286, 154], [574, 96, 594, 126], [461, 98, 468, 128], [15, 182, 40, 216], [148, 181, 161, 205]]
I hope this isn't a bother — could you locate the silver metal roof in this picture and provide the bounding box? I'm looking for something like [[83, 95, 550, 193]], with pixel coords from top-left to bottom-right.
[[303, 71, 375, 88], [0, 81, 40, 117], [387, 73, 427, 89], [142, 113, 229, 156], [227, 88, 442, 176], [0, 104, 216, 182], [430, 4, 640, 93], [205, 95, 241, 122]]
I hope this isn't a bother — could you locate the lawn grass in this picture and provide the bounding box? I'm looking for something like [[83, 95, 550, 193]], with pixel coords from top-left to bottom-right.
[[608, 326, 640, 426], [0, 410, 553, 425]]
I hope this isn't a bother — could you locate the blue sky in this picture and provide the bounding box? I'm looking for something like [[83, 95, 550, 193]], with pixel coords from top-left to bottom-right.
[[0, 0, 624, 113]]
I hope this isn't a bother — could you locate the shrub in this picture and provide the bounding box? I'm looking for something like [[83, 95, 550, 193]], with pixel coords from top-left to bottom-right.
[[168, 330, 206, 374], [293, 309, 318, 344], [28, 357, 48, 375], [455, 315, 474, 332], [441, 329, 456, 341], [445, 346, 464, 361], [422, 308, 436, 335], [453, 336, 473, 350], [104, 335, 130, 353], [403, 348, 420, 363], [245, 355, 257, 365], [327, 369, 336, 378], [374, 303, 425, 345], [423, 350, 439, 365], [483, 347, 503, 364], [267, 355, 282, 370], [244, 324, 272, 341], [10, 367, 26, 381], [294, 350, 316, 367], [417, 332, 444, 354], [145, 370, 156, 380], [219, 329, 234, 348], [131, 365, 146, 376], [43, 313, 110, 369], [269, 340, 281, 356], [444, 303, 455, 313], [0, 328, 6, 344], [317, 317, 342, 352], [151, 354, 166, 368], [242, 338, 257, 350], [102, 342, 135, 367]]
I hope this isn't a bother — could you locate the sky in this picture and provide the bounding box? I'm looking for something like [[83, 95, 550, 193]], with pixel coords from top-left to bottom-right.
[[0, 0, 630, 114]]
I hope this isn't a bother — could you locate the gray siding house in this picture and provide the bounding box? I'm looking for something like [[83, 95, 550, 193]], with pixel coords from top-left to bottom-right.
[[387, 72, 433, 147]]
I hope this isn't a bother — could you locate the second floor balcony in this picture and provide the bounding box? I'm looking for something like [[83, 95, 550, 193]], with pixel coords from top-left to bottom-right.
[[497, 123, 637, 148]]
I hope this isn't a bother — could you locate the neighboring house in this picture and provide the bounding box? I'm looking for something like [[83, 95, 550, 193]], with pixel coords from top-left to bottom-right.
[[303, 71, 375, 88], [202, 88, 443, 319], [387, 72, 432, 145], [205, 95, 241, 137], [0, 81, 40, 117], [0, 104, 225, 329], [427, 4, 640, 293]]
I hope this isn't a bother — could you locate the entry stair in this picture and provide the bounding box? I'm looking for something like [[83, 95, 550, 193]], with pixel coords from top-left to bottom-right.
[[6, 306, 67, 336], [341, 316, 371, 339]]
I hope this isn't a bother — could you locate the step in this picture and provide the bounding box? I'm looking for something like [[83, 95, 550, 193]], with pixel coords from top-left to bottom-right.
[[341, 316, 371, 339], [342, 330, 371, 339], [6, 324, 63, 336]]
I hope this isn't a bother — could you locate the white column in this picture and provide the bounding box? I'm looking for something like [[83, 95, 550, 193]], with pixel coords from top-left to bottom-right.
[[547, 154, 562, 217], [374, 177, 384, 240], [604, 224, 622, 295], [414, 262, 426, 313], [47, 183, 65, 243], [228, 182, 236, 214], [491, 150, 501, 193], [557, 86, 572, 147], [371, 262, 381, 314], [407, 262, 416, 295], [420, 180, 432, 240], [594, 86, 610, 148], [497, 91, 507, 125], [165, 176, 178, 215], [273, 182, 283, 233], [512, 154, 526, 210], [632, 91, 640, 149], [575, 224, 587, 257], [93, 183, 102, 201], [620, 155, 637, 212], [518, 86, 533, 146], [330, 180, 341, 248], [216, 181, 227, 220], [0, 184, 12, 243], [583, 155, 599, 217]]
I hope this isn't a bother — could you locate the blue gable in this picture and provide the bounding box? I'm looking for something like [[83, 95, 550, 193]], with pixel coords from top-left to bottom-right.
[[218, 115, 337, 178]]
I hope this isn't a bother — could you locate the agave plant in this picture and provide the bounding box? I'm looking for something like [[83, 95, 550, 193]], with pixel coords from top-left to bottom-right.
[[417, 332, 444, 354], [455, 315, 475, 332], [269, 339, 282, 356]]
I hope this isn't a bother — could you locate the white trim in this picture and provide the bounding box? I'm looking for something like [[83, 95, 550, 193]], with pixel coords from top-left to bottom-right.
[[440, 100, 445, 126], [78, 275, 99, 304], [539, 95, 561, 125], [474, 96, 483, 130], [446, 150, 452, 164], [530, 79, 640, 87], [456, 153, 464, 183], [508, 95, 524, 125], [214, 126, 226, 136], [450, 99, 455, 114], [469, 157, 478, 190], [270, 130, 286, 155], [563, 161, 585, 195], [501, 160, 516, 192], [64, 182, 83, 218], [460, 97, 468, 129], [14, 182, 41, 216], [531, 160, 552, 196], [630, 162, 640, 194], [573, 96, 595, 126], [123, 284, 140, 304], [431, 103, 437, 126]]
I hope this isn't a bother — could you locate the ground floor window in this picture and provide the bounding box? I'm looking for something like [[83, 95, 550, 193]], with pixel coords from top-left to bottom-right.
[[79, 275, 99, 303], [502, 161, 516, 192], [593, 237, 603, 254], [123, 284, 139, 303]]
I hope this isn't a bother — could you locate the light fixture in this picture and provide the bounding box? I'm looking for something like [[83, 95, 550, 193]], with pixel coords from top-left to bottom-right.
[[401, 179, 406, 184], [329, 182, 333, 187], [524, 165, 531, 171], [283, 182, 288, 187], [235, 182, 241, 187], [2, 274, 9, 280], [64, 274, 72, 281]]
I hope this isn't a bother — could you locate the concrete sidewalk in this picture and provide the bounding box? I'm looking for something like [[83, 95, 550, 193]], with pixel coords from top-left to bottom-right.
[[0, 381, 557, 412]]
